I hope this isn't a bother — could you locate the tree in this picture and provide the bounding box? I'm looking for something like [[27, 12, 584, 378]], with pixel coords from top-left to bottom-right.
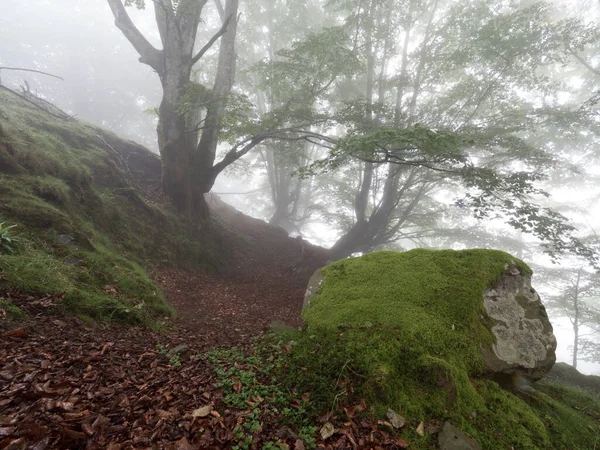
[[107, 0, 240, 219], [286, 0, 599, 262], [538, 264, 600, 369]]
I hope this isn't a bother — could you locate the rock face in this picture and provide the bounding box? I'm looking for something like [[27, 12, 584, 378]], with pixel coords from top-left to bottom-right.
[[303, 249, 556, 381], [481, 265, 556, 380], [303, 268, 324, 309]]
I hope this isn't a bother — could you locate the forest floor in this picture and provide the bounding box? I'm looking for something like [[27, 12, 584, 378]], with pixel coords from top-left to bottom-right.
[[0, 198, 381, 450]]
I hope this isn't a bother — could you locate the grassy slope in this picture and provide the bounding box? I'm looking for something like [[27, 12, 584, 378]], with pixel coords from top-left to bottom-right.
[[285, 250, 600, 449], [0, 89, 222, 326]]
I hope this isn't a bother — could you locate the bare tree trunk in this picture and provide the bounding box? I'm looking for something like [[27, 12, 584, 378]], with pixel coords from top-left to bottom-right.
[[193, 0, 240, 217], [573, 268, 581, 369]]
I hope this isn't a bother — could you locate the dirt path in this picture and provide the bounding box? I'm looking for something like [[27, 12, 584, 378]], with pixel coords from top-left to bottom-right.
[[0, 202, 330, 449]]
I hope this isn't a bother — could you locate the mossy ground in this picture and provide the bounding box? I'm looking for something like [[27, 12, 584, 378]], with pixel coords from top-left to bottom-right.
[[0, 90, 223, 326], [278, 250, 600, 449]]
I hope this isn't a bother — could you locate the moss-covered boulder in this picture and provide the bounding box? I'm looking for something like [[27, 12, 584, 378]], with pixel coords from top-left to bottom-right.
[[303, 249, 556, 381]]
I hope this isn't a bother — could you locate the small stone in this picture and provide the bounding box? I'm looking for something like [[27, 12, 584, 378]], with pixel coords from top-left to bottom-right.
[[320, 422, 334, 440], [191, 405, 212, 418], [166, 344, 189, 358], [438, 421, 481, 450], [386, 409, 406, 429], [57, 234, 76, 246]]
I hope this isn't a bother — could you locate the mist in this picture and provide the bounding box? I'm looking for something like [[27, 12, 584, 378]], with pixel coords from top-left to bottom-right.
[[2, 0, 600, 376]]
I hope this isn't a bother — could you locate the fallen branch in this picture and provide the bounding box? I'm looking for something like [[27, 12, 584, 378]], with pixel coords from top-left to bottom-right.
[[0, 66, 64, 81], [0, 84, 74, 121]]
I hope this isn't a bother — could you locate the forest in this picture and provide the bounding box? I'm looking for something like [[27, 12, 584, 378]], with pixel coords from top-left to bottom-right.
[[1, 0, 600, 448]]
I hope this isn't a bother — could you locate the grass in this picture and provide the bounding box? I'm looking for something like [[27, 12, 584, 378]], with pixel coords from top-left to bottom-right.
[[0, 89, 224, 326]]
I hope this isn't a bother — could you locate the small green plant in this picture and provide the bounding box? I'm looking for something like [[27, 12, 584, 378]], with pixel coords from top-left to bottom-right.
[[0, 299, 25, 320], [155, 345, 183, 367], [262, 441, 289, 450], [169, 354, 182, 367], [0, 222, 19, 254], [205, 342, 319, 450]]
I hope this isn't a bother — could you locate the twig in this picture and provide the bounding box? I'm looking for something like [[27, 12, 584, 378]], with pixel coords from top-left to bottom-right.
[[0, 66, 64, 81]]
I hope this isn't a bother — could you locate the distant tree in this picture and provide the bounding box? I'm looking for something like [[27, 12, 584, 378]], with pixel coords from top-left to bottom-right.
[[538, 264, 600, 369], [281, 0, 600, 262]]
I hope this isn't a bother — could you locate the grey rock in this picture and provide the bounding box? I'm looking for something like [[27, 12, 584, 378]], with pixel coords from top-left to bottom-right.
[[57, 234, 76, 246], [303, 268, 324, 310], [542, 362, 600, 395], [63, 255, 84, 266], [481, 265, 556, 380], [386, 408, 406, 429], [438, 422, 480, 450], [166, 344, 189, 358]]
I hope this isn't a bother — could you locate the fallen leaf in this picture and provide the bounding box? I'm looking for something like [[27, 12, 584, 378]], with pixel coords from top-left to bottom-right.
[[171, 437, 195, 450], [320, 422, 335, 440], [416, 421, 425, 436], [294, 439, 306, 450], [396, 438, 409, 448], [192, 405, 213, 418], [5, 328, 25, 337]]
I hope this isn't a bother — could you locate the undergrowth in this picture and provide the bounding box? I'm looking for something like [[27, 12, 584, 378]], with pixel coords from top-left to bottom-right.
[[262, 328, 600, 449], [205, 342, 318, 450]]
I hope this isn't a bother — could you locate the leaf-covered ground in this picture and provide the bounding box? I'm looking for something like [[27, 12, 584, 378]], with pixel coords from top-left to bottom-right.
[[1, 199, 397, 449]]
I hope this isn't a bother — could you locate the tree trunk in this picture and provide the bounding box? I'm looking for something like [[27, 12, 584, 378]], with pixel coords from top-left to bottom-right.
[[194, 0, 239, 201], [572, 268, 582, 369], [107, 0, 237, 221]]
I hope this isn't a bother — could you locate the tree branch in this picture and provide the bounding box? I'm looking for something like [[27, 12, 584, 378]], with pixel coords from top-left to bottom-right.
[[214, 0, 226, 22], [153, 0, 173, 48], [106, 0, 164, 73], [0, 67, 64, 82], [191, 13, 234, 65], [571, 51, 600, 77]]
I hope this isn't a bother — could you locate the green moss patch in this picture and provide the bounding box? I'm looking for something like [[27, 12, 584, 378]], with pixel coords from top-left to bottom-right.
[[278, 249, 600, 448], [303, 249, 530, 373], [0, 89, 223, 326]]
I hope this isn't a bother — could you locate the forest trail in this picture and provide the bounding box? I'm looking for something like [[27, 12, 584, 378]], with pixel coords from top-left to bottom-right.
[[0, 198, 330, 449], [156, 197, 329, 349]]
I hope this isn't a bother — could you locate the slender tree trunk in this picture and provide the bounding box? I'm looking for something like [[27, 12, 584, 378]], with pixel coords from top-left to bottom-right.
[[193, 0, 239, 217], [573, 268, 581, 369]]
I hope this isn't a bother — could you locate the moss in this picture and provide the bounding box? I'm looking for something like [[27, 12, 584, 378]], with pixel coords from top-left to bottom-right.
[[303, 249, 530, 374], [277, 249, 597, 448], [0, 89, 224, 326]]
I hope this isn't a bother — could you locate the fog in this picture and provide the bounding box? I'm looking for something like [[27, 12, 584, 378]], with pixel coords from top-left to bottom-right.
[[2, 0, 600, 374]]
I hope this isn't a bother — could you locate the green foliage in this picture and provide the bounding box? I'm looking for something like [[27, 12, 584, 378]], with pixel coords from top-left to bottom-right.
[[177, 82, 213, 121], [219, 93, 259, 143], [0, 299, 25, 321], [206, 345, 318, 449], [0, 222, 19, 254]]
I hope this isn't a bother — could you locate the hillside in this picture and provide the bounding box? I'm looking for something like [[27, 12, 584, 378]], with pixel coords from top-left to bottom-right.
[[1, 89, 600, 450]]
